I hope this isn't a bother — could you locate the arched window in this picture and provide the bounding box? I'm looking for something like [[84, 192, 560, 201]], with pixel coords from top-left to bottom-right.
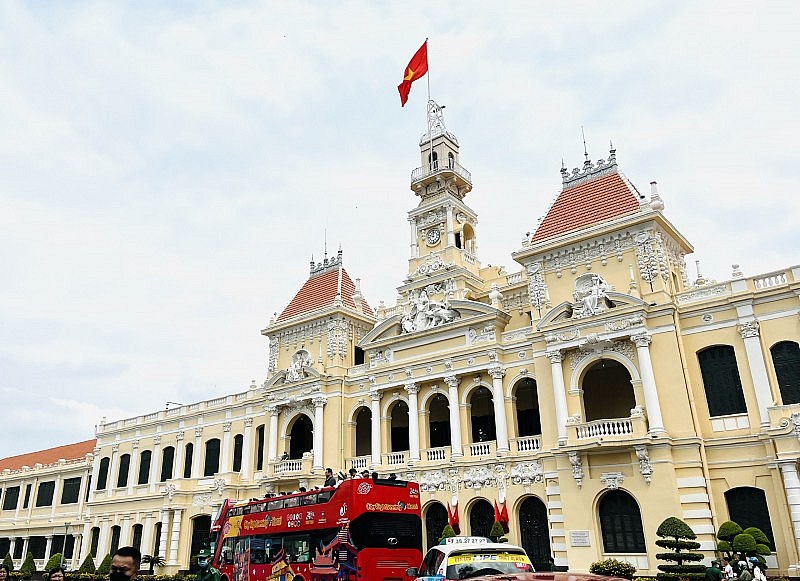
[[583, 359, 635, 421], [428, 394, 451, 448], [289, 415, 314, 459], [190, 515, 212, 572], [425, 503, 448, 551], [519, 496, 552, 570], [390, 401, 410, 452], [470, 387, 496, 443], [96, 457, 110, 490], [469, 499, 494, 537], [598, 490, 646, 553], [184, 443, 194, 478], [152, 522, 163, 558], [110, 525, 121, 554], [428, 151, 439, 170], [724, 487, 774, 549], [447, 152, 455, 168], [204, 439, 221, 476], [515, 379, 542, 436], [354, 407, 372, 457], [89, 527, 100, 557], [116, 454, 131, 488], [131, 524, 143, 550], [138, 450, 152, 485], [772, 341, 800, 405], [232, 434, 244, 472], [160, 446, 175, 482], [255, 425, 265, 470], [698, 346, 746, 416]]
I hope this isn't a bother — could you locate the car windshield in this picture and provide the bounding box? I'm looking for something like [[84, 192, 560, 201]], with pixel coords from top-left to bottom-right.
[[445, 551, 533, 579]]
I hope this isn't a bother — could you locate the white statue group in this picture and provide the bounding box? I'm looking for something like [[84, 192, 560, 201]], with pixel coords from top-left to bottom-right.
[[401, 290, 460, 333]]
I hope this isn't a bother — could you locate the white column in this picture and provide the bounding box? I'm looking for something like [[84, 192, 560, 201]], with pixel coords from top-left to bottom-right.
[[98, 518, 110, 557], [405, 383, 420, 462], [489, 366, 510, 453], [312, 397, 326, 470], [221, 422, 232, 473], [192, 427, 203, 479], [446, 204, 455, 247], [8, 539, 15, 560], [108, 445, 120, 493], [88, 447, 101, 502], [409, 217, 418, 259], [128, 440, 140, 494], [50, 472, 62, 519], [168, 509, 182, 565], [548, 351, 569, 446], [21, 537, 29, 559], [739, 321, 772, 426], [120, 514, 131, 547], [631, 333, 666, 435], [79, 522, 91, 561], [142, 512, 154, 560], [149, 435, 162, 491], [241, 418, 253, 481], [445, 375, 463, 458], [779, 460, 800, 575], [370, 390, 382, 466], [267, 406, 280, 465], [45, 535, 53, 560], [158, 510, 169, 558], [174, 432, 186, 479]]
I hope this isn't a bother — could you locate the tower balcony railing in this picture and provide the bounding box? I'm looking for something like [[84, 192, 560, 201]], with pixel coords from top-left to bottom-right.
[[570, 414, 649, 443], [410, 160, 472, 186]]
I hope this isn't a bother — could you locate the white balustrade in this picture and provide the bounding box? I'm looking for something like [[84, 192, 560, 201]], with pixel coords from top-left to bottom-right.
[[469, 442, 491, 457], [349, 456, 370, 470], [273, 459, 302, 475], [576, 418, 634, 440], [384, 452, 406, 466], [753, 271, 787, 288], [515, 436, 541, 452], [425, 447, 449, 462]]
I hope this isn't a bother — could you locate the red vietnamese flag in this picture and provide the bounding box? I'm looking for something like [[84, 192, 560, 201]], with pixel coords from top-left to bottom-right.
[[499, 501, 510, 534], [398, 40, 428, 107]]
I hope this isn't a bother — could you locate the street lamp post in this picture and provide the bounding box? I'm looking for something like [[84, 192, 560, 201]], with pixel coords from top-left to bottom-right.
[[60, 522, 71, 569]]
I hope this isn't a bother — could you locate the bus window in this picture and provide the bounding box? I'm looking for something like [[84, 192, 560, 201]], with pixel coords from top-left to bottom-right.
[[300, 493, 317, 506], [283, 534, 310, 563], [267, 499, 284, 510], [317, 490, 332, 502], [284, 496, 299, 508], [250, 537, 271, 564]]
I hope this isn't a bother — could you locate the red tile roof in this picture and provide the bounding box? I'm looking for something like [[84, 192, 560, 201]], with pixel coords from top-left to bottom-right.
[[277, 266, 373, 321], [532, 170, 641, 243], [0, 439, 96, 471]]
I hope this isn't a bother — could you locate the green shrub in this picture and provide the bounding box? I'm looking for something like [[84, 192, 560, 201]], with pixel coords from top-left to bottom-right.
[[19, 553, 36, 577], [655, 516, 705, 581], [590, 558, 637, 579], [3, 554, 14, 571], [733, 533, 756, 554], [489, 521, 505, 542], [44, 553, 63, 572], [742, 528, 770, 548], [96, 555, 112, 575], [717, 521, 743, 542], [439, 524, 456, 543], [78, 554, 96, 574]]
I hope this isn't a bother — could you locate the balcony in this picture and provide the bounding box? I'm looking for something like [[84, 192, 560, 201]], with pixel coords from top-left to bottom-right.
[[410, 160, 472, 194], [513, 435, 542, 453], [570, 414, 649, 443], [272, 456, 312, 477]]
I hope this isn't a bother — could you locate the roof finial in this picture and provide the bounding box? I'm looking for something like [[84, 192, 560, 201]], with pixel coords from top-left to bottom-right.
[[581, 126, 591, 168]]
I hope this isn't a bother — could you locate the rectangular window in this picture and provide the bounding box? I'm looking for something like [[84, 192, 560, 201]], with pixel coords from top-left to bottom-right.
[[22, 484, 32, 509], [61, 477, 81, 505], [160, 447, 175, 482], [90, 528, 100, 558], [256, 425, 265, 471], [2, 486, 19, 511], [183, 444, 193, 478], [35, 481, 56, 507]]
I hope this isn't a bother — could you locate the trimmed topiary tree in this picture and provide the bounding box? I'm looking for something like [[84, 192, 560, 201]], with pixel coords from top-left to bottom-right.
[[716, 521, 743, 561], [2, 553, 14, 571], [655, 516, 706, 581], [18, 553, 36, 578], [489, 521, 507, 543], [590, 558, 637, 579], [439, 524, 456, 543], [97, 554, 112, 575], [78, 554, 96, 573], [44, 553, 62, 572]]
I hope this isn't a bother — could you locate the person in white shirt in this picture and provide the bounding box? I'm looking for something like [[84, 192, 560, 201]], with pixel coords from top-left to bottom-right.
[[722, 558, 736, 580]]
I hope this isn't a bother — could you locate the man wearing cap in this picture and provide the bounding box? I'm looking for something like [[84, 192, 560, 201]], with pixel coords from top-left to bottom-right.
[[195, 549, 220, 581]]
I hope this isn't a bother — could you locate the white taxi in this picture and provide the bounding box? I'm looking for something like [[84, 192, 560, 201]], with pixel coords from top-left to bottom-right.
[[406, 536, 534, 580]]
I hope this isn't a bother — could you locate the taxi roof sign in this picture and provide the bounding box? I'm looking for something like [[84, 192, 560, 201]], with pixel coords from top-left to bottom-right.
[[440, 536, 492, 545]]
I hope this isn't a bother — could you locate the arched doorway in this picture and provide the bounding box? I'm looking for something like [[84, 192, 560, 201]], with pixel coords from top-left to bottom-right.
[[470, 387, 496, 442], [354, 407, 372, 457], [189, 515, 211, 572], [582, 359, 635, 421], [598, 490, 646, 553], [469, 499, 494, 537], [519, 497, 551, 570], [428, 393, 451, 448], [288, 414, 313, 459], [425, 502, 448, 551], [390, 400, 410, 452], [515, 379, 541, 436]]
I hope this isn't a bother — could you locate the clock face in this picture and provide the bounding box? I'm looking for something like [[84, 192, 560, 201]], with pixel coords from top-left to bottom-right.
[[426, 228, 440, 245]]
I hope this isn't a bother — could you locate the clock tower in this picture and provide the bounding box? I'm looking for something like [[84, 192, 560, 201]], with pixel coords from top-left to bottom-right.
[[403, 101, 484, 301]]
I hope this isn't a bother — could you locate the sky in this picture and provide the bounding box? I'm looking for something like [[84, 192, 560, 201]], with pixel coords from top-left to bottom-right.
[[1, 1, 799, 458]]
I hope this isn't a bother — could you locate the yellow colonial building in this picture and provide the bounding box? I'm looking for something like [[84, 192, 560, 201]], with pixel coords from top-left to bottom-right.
[[2, 102, 800, 578]]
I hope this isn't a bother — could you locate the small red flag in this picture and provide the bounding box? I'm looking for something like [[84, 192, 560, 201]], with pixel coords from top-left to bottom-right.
[[494, 500, 502, 523], [500, 501, 510, 534], [398, 40, 428, 107]]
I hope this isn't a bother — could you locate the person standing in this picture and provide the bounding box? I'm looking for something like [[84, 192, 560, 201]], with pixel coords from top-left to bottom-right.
[[722, 558, 736, 580], [324, 468, 336, 487], [196, 549, 221, 581], [110, 546, 141, 581], [706, 561, 723, 581]]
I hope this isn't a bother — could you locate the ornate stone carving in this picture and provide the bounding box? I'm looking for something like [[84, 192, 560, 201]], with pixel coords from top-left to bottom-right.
[[401, 290, 461, 333], [635, 446, 652, 484], [268, 337, 278, 373], [566, 414, 582, 425], [545, 330, 580, 344], [285, 350, 312, 382], [163, 484, 177, 501], [547, 351, 563, 364], [312, 396, 327, 408], [195, 427, 203, 438], [419, 470, 449, 492], [153, 435, 161, 446], [404, 383, 419, 395], [630, 405, 646, 418], [739, 321, 760, 339], [447, 468, 462, 494], [568, 452, 583, 488], [489, 366, 505, 380], [676, 284, 728, 304], [244, 417, 254, 427], [369, 390, 381, 403], [213, 478, 227, 494], [412, 255, 456, 278], [510, 461, 543, 485], [463, 465, 496, 489], [526, 262, 549, 312], [605, 316, 644, 332], [631, 333, 652, 348], [601, 472, 625, 490], [176, 431, 184, 442], [635, 231, 669, 286], [573, 273, 614, 318], [193, 493, 212, 506], [223, 422, 231, 433]]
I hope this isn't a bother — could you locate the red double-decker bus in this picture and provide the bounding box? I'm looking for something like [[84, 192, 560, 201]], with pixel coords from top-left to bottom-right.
[[210, 476, 422, 581]]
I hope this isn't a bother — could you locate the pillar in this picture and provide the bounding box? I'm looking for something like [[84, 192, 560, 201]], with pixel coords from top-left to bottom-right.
[[409, 217, 418, 259], [739, 321, 772, 426], [45, 535, 53, 560], [268, 406, 280, 465], [149, 435, 161, 491], [241, 418, 253, 481], [779, 460, 800, 575], [370, 390, 382, 466], [445, 375, 463, 458], [128, 439, 140, 494], [489, 366, 510, 453], [405, 383, 420, 462], [631, 333, 666, 435], [108, 445, 120, 493], [88, 447, 101, 502], [548, 351, 569, 446], [168, 509, 182, 565], [446, 204, 455, 247], [174, 431, 185, 479], [192, 427, 203, 479], [313, 397, 326, 470], [158, 509, 169, 559], [221, 422, 232, 472], [142, 512, 153, 562]]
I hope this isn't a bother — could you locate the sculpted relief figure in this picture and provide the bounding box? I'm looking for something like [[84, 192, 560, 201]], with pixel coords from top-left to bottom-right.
[[573, 273, 614, 318], [285, 350, 311, 382], [401, 290, 461, 334]]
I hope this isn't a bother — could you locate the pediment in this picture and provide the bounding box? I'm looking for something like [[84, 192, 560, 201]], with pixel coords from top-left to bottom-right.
[[263, 365, 323, 388], [360, 299, 507, 347], [537, 291, 648, 330]]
